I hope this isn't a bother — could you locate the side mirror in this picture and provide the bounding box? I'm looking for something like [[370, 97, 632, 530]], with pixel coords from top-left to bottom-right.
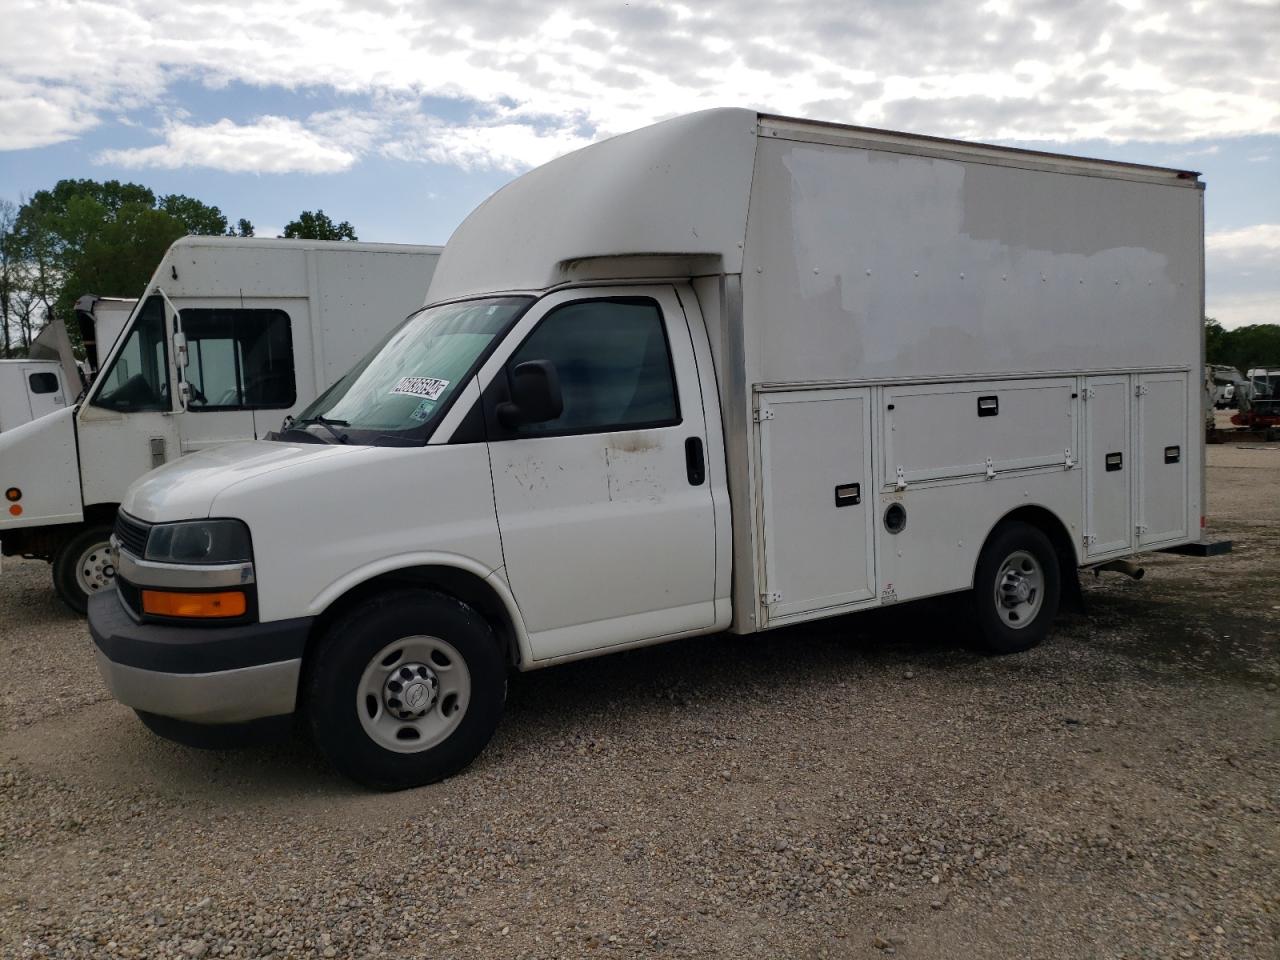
[[497, 359, 563, 429], [173, 330, 189, 369]]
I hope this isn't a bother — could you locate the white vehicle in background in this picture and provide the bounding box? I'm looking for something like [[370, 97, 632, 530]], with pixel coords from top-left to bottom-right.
[[1, 236, 441, 612], [1246, 367, 1280, 399], [0, 299, 138, 435], [91, 109, 1226, 789], [75, 295, 139, 382], [0, 359, 70, 433]]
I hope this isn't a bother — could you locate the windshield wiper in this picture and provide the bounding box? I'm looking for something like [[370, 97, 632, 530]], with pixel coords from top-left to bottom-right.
[[292, 414, 350, 444]]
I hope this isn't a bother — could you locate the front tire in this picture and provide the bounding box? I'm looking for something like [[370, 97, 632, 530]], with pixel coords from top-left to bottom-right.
[[305, 590, 507, 790], [52, 524, 115, 615], [970, 521, 1061, 654]]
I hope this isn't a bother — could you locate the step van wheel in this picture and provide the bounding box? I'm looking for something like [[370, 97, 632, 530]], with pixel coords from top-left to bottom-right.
[[970, 521, 1062, 655], [52, 524, 116, 615], [305, 589, 507, 790]]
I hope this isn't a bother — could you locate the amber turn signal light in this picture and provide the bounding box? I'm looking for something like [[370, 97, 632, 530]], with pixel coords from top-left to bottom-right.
[[4, 487, 19, 502], [141, 589, 247, 619], [8, 504, 21, 517]]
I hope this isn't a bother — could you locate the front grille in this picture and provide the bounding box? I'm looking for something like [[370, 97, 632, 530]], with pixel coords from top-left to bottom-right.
[[113, 511, 151, 558]]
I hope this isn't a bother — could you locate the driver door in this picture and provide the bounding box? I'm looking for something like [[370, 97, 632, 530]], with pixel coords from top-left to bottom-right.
[[479, 286, 718, 662]]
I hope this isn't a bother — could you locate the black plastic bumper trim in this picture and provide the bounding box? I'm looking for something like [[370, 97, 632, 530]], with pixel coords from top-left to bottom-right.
[[89, 589, 311, 674], [1158, 540, 1233, 557]]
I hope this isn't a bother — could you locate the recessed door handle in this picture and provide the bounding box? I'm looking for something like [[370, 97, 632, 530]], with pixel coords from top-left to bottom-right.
[[685, 436, 705, 486], [834, 483, 861, 507]]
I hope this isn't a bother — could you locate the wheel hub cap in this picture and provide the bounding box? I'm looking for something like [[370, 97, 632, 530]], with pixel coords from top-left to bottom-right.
[[993, 549, 1044, 629], [383, 662, 439, 720], [1002, 574, 1032, 606], [77, 541, 115, 594]]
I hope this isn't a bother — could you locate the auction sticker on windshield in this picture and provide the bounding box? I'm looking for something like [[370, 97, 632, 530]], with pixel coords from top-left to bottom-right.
[[391, 377, 450, 400]]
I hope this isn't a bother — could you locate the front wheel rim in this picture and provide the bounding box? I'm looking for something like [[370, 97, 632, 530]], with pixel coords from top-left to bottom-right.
[[993, 549, 1044, 629], [356, 635, 471, 754], [75, 540, 115, 596]]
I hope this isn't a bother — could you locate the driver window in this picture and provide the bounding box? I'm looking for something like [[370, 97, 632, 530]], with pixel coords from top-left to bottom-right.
[[90, 296, 171, 412], [506, 298, 680, 436]]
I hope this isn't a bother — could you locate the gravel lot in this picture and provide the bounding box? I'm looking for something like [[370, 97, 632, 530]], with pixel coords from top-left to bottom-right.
[[1, 443, 1276, 959]]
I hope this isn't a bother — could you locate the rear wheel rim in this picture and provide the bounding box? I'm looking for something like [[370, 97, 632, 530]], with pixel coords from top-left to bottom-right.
[[994, 549, 1044, 629], [356, 635, 471, 754], [75, 540, 115, 596]]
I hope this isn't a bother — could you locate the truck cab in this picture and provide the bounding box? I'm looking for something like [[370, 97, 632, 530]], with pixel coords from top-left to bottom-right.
[[0, 237, 440, 612], [0, 360, 69, 433]]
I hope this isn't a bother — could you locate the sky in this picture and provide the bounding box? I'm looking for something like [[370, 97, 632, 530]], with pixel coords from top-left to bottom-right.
[[0, 0, 1276, 328]]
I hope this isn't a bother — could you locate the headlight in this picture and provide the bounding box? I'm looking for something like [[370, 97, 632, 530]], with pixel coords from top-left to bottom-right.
[[144, 519, 252, 565]]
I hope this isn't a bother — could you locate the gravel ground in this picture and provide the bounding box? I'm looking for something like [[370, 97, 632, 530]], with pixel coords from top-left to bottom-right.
[[0, 444, 1276, 959]]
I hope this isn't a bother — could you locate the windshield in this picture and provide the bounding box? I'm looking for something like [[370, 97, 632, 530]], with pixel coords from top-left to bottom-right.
[[287, 296, 531, 445], [90, 295, 170, 412]]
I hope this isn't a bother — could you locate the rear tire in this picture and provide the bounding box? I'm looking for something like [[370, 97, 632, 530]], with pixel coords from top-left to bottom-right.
[[52, 524, 115, 615], [970, 521, 1061, 654], [305, 589, 507, 790]]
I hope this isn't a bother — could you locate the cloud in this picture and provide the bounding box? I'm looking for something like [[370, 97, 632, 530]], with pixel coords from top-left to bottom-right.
[[96, 116, 360, 173], [1207, 293, 1280, 329], [1206, 224, 1280, 259], [2, 0, 1278, 171], [1206, 223, 1280, 329], [382, 116, 594, 172], [0, 78, 99, 150]]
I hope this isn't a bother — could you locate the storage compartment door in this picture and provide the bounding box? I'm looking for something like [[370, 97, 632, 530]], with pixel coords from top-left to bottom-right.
[[1136, 372, 1189, 547], [758, 388, 874, 620], [1083, 375, 1132, 559], [883, 378, 1075, 485]]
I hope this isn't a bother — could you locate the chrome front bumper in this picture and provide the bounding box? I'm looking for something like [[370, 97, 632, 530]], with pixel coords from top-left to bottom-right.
[[88, 589, 311, 725], [93, 650, 301, 724]]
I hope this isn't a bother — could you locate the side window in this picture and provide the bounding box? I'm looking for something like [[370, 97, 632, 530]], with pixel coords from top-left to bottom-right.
[[91, 296, 170, 413], [506, 298, 680, 435], [28, 372, 59, 394], [181, 309, 296, 410]]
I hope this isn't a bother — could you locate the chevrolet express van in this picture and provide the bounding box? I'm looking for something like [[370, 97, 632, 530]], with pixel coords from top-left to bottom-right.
[[89, 109, 1218, 788]]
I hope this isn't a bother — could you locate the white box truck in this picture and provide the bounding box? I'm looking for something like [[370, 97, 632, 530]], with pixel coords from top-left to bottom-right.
[[88, 109, 1223, 789], [1, 236, 441, 611], [0, 359, 71, 432], [0, 300, 140, 435]]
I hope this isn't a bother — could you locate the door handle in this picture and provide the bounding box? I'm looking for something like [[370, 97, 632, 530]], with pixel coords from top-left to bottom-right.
[[684, 437, 705, 486], [834, 483, 861, 507]]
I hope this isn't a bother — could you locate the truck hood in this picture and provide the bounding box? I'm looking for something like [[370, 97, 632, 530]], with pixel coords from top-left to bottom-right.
[[122, 440, 368, 522]]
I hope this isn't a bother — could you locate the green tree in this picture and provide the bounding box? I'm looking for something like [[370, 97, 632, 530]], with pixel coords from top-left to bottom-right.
[[228, 218, 255, 238], [9, 179, 242, 325], [1204, 316, 1280, 377], [1204, 317, 1229, 365], [281, 209, 357, 241], [157, 194, 229, 235]]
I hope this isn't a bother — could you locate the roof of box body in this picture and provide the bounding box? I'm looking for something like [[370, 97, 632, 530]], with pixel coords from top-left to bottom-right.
[[426, 108, 1201, 304], [167, 236, 443, 256]]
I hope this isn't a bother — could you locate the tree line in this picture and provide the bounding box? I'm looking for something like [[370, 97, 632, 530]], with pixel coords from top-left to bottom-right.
[[0, 178, 358, 357], [1205, 318, 1280, 377]]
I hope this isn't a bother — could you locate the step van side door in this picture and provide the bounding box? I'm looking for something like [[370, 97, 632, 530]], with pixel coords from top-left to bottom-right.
[[1135, 371, 1189, 547], [757, 387, 875, 624], [1083, 375, 1133, 559]]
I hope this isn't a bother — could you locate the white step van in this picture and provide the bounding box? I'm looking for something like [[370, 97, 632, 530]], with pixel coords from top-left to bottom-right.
[[0, 300, 140, 435], [0, 359, 71, 432], [89, 110, 1218, 789], [1, 236, 441, 611]]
